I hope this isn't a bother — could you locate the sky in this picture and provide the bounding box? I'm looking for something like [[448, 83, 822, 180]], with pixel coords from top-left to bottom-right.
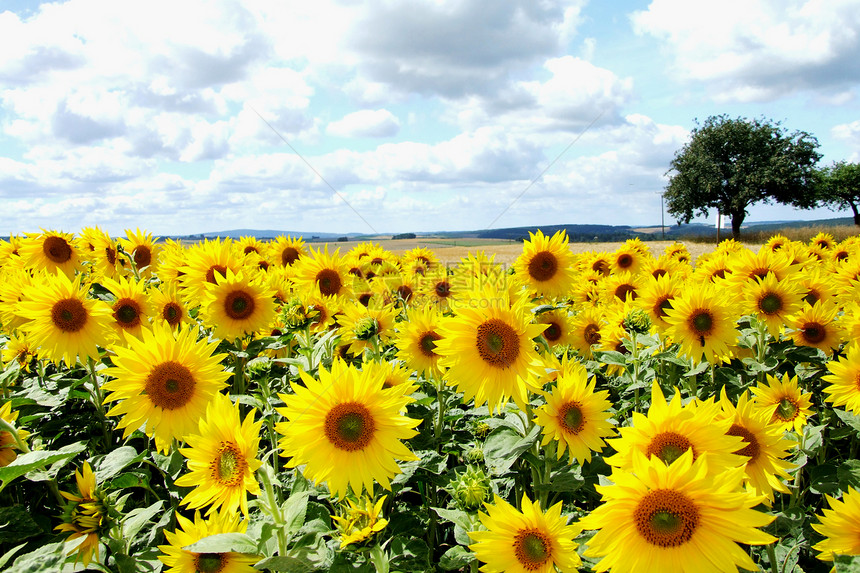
[[1, 0, 859, 237]]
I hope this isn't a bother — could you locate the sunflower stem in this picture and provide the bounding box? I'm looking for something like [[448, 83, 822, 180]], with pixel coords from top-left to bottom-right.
[[433, 373, 446, 445], [0, 417, 29, 453], [86, 356, 112, 448], [259, 463, 288, 556], [232, 347, 247, 397], [765, 541, 779, 573]]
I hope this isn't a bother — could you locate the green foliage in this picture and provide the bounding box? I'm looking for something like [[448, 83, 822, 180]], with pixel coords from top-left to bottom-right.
[[664, 114, 821, 238], [815, 161, 860, 225]]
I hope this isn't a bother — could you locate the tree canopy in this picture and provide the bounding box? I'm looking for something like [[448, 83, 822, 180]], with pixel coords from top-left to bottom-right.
[[662, 115, 821, 239], [814, 161, 860, 226]]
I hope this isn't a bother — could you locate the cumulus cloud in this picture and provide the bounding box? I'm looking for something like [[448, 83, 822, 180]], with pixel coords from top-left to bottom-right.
[[326, 109, 401, 138]]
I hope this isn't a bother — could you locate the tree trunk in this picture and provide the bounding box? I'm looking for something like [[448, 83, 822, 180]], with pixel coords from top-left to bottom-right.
[[851, 201, 860, 226], [731, 212, 744, 240]]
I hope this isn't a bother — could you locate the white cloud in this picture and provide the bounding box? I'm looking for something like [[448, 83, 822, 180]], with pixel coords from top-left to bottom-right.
[[326, 109, 401, 138], [832, 120, 860, 161]]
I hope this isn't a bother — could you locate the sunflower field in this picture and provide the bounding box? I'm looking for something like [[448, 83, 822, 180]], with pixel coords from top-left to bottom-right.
[[3, 228, 860, 572]]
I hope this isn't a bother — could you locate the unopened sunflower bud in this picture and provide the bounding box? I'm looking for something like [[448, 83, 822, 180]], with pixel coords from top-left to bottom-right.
[[623, 308, 652, 334], [354, 317, 380, 340], [451, 466, 491, 510]]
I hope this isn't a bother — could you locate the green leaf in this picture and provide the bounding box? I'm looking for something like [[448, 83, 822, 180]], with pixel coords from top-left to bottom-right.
[[0, 544, 27, 571], [123, 500, 164, 541], [483, 425, 540, 475], [0, 442, 86, 490], [0, 505, 42, 543], [431, 507, 473, 532], [835, 554, 860, 572], [808, 463, 840, 495], [183, 532, 258, 554], [839, 460, 860, 491], [801, 423, 825, 456], [282, 491, 309, 538], [593, 351, 628, 367], [6, 541, 65, 573], [96, 445, 145, 482], [254, 555, 316, 573], [834, 409, 860, 433], [438, 546, 475, 570]]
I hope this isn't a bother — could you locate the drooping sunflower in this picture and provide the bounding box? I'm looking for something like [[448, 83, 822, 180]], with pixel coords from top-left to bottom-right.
[[332, 494, 389, 549], [149, 282, 192, 329], [718, 388, 795, 504], [158, 510, 259, 573], [787, 300, 845, 354], [724, 245, 799, 293], [276, 359, 420, 498], [394, 305, 445, 377], [580, 251, 612, 276], [56, 462, 110, 567], [19, 229, 81, 278], [119, 228, 160, 279], [336, 301, 399, 356], [812, 487, 860, 563], [102, 324, 231, 453], [534, 358, 616, 465], [468, 494, 581, 573], [742, 272, 805, 338], [822, 343, 860, 415], [663, 282, 739, 365], [605, 381, 746, 474], [534, 308, 575, 350], [78, 226, 122, 280], [511, 230, 576, 299], [176, 393, 262, 517], [580, 450, 776, 573], [0, 234, 24, 269], [291, 246, 353, 299], [101, 275, 154, 341], [435, 287, 547, 413], [0, 401, 30, 467], [798, 268, 837, 307], [199, 269, 278, 341], [751, 373, 813, 434], [306, 294, 340, 333], [17, 271, 114, 367]]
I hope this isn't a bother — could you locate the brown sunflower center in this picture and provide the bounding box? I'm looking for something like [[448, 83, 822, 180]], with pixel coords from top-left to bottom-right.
[[281, 247, 300, 266], [224, 290, 255, 320], [243, 245, 259, 255], [592, 259, 609, 275], [435, 281, 451, 298], [316, 269, 342, 296], [205, 265, 228, 284], [43, 236, 72, 264], [542, 321, 562, 342], [617, 253, 634, 269], [419, 331, 441, 357], [803, 290, 820, 306], [775, 397, 799, 422], [113, 298, 141, 328], [476, 318, 520, 368], [800, 322, 826, 344], [558, 401, 585, 434], [133, 246, 152, 269], [357, 293, 373, 307], [105, 246, 117, 265], [144, 361, 195, 410], [652, 268, 667, 279], [727, 423, 760, 462], [162, 302, 182, 326], [51, 298, 88, 332], [528, 251, 558, 282], [583, 323, 601, 345], [513, 528, 552, 571], [689, 310, 713, 337], [656, 297, 674, 319], [614, 284, 637, 301], [634, 489, 700, 548], [324, 402, 376, 452], [212, 441, 247, 487], [646, 431, 694, 465], [195, 553, 225, 573], [396, 285, 413, 302], [758, 292, 783, 315]]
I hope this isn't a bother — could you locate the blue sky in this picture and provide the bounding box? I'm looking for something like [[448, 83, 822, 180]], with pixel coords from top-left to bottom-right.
[[1, 0, 858, 236]]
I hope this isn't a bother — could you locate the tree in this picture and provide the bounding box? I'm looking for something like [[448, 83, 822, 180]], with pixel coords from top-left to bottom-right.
[[814, 161, 860, 226], [663, 115, 821, 239]]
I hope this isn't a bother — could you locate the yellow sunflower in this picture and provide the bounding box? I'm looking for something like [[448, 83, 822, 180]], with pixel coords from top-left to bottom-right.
[[332, 494, 389, 549], [291, 246, 353, 299], [663, 282, 739, 365], [19, 229, 81, 278], [1, 331, 40, 374], [176, 393, 262, 517], [635, 273, 684, 333], [435, 287, 546, 413], [605, 381, 746, 474], [17, 271, 113, 367], [158, 510, 259, 573], [78, 226, 122, 280], [102, 324, 231, 453], [363, 359, 418, 398], [534, 358, 616, 465], [534, 308, 575, 350], [119, 228, 159, 279], [0, 265, 34, 332], [718, 388, 795, 504], [199, 269, 278, 341], [156, 239, 189, 286], [724, 245, 799, 292], [101, 275, 154, 341], [751, 373, 813, 434], [149, 282, 192, 329], [56, 462, 109, 567], [401, 246, 439, 276], [812, 487, 860, 562], [0, 401, 30, 467], [336, 301, 399, 356], [179, 238, 244, 302], [787, 300, 845, 354], [602, 271, 644, 304], [580, 450, 775, 572], [568, 306, 607, 359], [394, 305, 445, 377], [268, 235, 307, 268], [822, 343, 860, 415], [511, 230, 576, 299], [742, 272, 804, 338], [276, 359, 420, 498], [468, 494, 581, 573], [235, 235, 266, 258], [610, 242, 648, 276]]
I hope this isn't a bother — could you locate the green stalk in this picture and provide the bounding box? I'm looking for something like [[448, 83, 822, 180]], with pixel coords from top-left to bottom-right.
[[87, 356, 112, 447], [232, 346, 247, 397], [259, 465, 288, 556], [765, 541, 779, 573]]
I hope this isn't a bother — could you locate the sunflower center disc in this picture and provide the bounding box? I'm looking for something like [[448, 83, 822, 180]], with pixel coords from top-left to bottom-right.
[[225, 291, 255, 320], [657, 298, 673, 318], [51, 298, 88, 333], [105, 246, 117, 265], [691, 311, 713, 334], [133, 246, 152, 269], [396, 285, 413, 302], [726, 424, 761, 462], [646, 431, 694, 465], [419, 331, 441, 357], [528, 251, 558, 282], [195, 553, 224, 573], [144, 361, 195, 410], [316, 269, 342, 296], [114, 299, 141, 327], [164, 303, 181, 325], [583, 324, 601, 345], [215, 443, 246, 486], [435, 281, 451, 298], [759, 292, 783, 315], [325, 403, 376, 451], [634, 489, 700, 548], [801, 322, 826, 344], [43, 236, 73, 264], [559, 402, 584, 434], [476, 319, 520, 368], [617, 253, 634, 269], [803, 291, 819, 306], [514, 529, 551, 570], [614, 284, 637, 301], [776, 398, 798, 421], [206, 265, 228, 284], [543, 322, 561, 342]]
